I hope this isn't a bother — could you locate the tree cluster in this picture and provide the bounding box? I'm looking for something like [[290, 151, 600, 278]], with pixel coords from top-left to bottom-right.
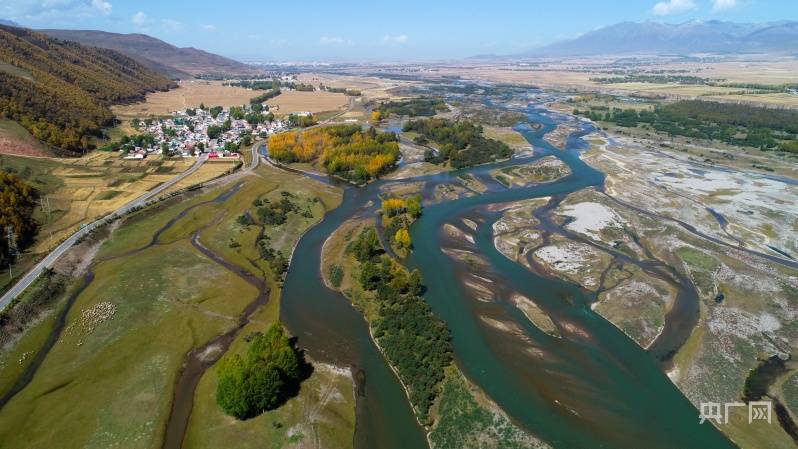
[[249, 88, 281, 105], [378, 98, 449, 117], [0, 25, 174, 152], [404, 118, 513, 169], [381, 195, 421, 253], [0, 171, 38, 267], [268, 125, 400, 183], [574, 100, 798, 152], [287, 114, 317, 128], [346, 228, 452, 422], [216, 324, 306, 420]]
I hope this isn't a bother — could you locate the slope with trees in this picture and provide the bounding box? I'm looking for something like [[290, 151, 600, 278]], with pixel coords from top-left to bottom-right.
[[0, 171, 37, 268], [0, 25, 174, 152]]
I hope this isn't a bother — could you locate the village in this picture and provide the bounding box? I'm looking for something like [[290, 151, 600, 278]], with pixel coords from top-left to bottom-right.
[[120, 102, 300, 160]]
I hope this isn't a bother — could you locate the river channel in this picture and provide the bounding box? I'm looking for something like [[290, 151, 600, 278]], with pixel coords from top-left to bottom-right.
[[280, 97, 737, 449]]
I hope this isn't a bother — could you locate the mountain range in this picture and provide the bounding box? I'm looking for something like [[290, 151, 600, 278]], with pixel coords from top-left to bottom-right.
[[515, 20, 798, 57], [38, 29, 255, 79]]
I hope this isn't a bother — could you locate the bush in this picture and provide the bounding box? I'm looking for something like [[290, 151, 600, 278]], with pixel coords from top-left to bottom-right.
[[328, 264, 344, 288]]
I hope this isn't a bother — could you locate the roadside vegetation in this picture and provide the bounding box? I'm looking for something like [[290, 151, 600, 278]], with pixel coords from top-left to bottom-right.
[[0, 171, 38, 267], [268, 124, 400, 183], [403, 118, 513, 168]]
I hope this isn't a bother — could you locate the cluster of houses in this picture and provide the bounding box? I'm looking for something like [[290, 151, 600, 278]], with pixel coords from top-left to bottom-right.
[[122, 105, 288, 160]]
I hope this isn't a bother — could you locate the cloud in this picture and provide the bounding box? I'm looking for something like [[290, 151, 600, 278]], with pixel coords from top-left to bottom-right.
[[199, 23, 216, 32], [382, 34, 409, 45], [652, 0, 696, 15], [1, 0, 113, 22], [319, 36, 352, 46], [161, 18, 183, 32], [131, 11, 146, 26], [711, 0, 737, 11], [90, 0, 111, 15]]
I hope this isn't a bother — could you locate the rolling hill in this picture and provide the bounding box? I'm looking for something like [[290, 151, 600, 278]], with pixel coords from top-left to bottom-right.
[[516, 20, 798, 57], [39, 29, 255, 78], [0, 24, 174, 153]]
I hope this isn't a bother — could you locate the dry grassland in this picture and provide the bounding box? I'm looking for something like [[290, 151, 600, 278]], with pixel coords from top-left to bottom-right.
[[112, 80, 256, 119], [266, 90, 348, 114]]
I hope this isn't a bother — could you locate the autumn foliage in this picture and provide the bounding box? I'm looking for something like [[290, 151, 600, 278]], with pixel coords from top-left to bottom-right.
[[0, 25, 174, 152], [0, 172, 38, 266], [267, 125, 399, 182]]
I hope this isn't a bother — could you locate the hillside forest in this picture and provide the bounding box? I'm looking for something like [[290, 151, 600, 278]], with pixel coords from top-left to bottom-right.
[[0, 25, 174, 153]]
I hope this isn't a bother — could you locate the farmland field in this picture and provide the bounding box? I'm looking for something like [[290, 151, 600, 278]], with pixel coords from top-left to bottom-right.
[[112, 80, 257, 119]]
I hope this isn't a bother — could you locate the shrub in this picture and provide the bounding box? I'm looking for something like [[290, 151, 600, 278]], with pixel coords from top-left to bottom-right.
[[328, 264, 344, 288]]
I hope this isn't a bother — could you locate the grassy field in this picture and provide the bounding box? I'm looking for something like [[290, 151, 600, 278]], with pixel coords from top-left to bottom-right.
[[0, 119, 52, 157], [483, 126, 531, 151], [161, 160, 239, 195], [112, 80, 257, 120], [429, 368, 547, 449], [0, 164, 350, 449]]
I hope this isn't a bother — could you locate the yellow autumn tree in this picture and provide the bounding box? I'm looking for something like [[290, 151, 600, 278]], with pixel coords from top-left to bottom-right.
[[267, 131, 298, 161], [369, 110, 382, 124], [394, 228, 411, 249], [382, 198, 406, 217]]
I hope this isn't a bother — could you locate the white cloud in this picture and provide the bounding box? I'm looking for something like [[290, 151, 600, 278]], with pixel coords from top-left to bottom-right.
[[652, 0, 696, 15], [711, 0, 737, 11], [1, 0, 113, 22], [382, 34, 409, 45], [131, 11, 146, 26], [161, 18, 183, 32], [90, 0, 111, 15], [199, 24, 216, 32], [319, 36, 352, 46]]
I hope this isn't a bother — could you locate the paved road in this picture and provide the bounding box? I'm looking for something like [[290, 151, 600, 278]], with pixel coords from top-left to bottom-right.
[[0, 153, 209, 311]]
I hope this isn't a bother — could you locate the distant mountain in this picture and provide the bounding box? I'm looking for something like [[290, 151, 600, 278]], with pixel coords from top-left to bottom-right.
[[0, 25, 174, 153], [0, 20, 19, 27], [39, 29, 255, 78], [516, 20, 798, 57]]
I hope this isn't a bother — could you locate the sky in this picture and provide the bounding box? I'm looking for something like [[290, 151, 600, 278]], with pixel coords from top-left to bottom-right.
[[1, 0, 797, 61]]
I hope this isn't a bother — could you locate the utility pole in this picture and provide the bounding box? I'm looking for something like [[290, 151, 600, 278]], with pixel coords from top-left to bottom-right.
[[6, 225, 17, 282]]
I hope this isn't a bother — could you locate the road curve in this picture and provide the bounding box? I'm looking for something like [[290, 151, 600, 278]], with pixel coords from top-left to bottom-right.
[[0, 153, 209, 311]]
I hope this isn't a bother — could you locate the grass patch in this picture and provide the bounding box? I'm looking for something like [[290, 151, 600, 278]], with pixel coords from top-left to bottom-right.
[[430, 369, 544, 449], [675, 247, 720, 271], [95, 190, 122, 200]]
